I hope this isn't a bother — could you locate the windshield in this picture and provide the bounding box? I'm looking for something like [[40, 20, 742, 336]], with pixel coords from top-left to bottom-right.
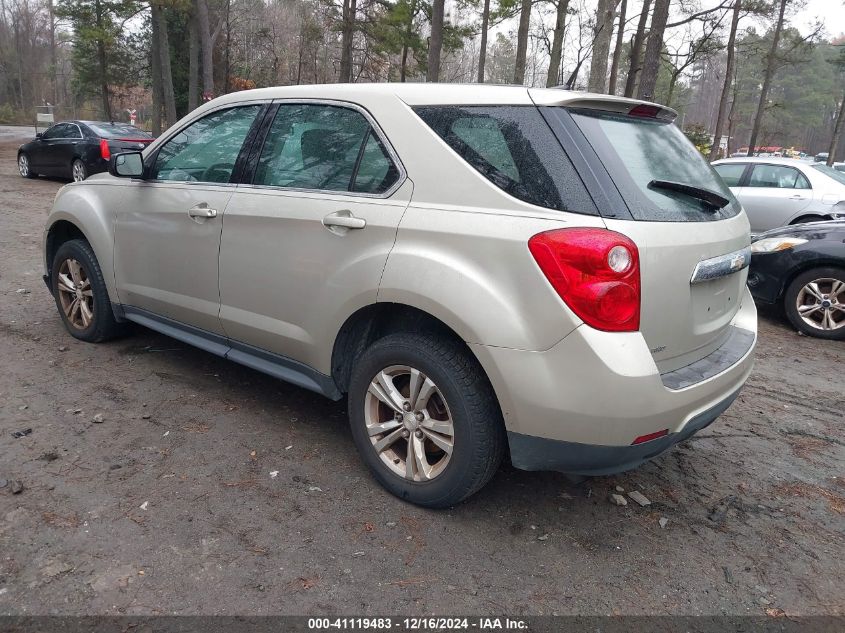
[[811, 163, 845, 187], [87, 123, 152, 139], [568, 109, 741, 222]]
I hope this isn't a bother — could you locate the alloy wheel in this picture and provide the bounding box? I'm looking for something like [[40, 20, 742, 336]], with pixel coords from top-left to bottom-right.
[[364, 365, 455, 482], [56, 258, 94, 330], [795, 277, 845, 332], [18, 154, 28, 177], [72, 161, 86, 182]]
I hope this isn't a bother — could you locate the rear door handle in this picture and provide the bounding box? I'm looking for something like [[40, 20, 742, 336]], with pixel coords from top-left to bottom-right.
[[188, 203, 218, 218], [323, 210, 366, 232], [789, 195, 807, 200]]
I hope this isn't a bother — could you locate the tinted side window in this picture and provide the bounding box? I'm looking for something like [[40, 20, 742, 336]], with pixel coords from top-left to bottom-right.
[[713, 163, 746, 187], [43, 124, 70, 140], [415, 106, 595, 214], [748, 165, 811, 189], [255, 104, 372, 191], [352, 131, 400, 194], [154, 105, 260, 183]]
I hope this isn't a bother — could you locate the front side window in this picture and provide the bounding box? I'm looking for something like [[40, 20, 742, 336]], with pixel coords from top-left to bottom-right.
[[414, 106, 595, 214], [748, 164, 811, 189], [254, 103, 399, 193], [153, 105, 260, 183], [713, 163, 747, 187], [43, 124, 74, 140]]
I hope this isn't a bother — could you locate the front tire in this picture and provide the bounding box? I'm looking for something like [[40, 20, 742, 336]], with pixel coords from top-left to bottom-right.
[[18, 153, 37, 178], [51, 239, 126, 342], [783, 267, 845, 340], [71, 159, 87, 182], [348, 332, 505, 508]]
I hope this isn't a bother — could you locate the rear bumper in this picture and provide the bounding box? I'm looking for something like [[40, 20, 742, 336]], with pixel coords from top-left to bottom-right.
[[507, 388, 740, 475], [471, 286, 757, 474]]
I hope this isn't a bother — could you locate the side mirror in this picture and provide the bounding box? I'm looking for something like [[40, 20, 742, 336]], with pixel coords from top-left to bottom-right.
[[109, 151, 145, 178], [35, 132, 43, 139]]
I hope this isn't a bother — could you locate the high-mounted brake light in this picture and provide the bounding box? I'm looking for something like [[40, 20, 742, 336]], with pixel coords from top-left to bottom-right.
[[628, 104, 662, 118], [528, 228, 640, 332], [99, 139, 111, 160]]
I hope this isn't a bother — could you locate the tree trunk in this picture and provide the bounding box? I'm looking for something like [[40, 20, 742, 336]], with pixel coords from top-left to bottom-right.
[[477, 0, 490, 83], [513, 0, 531, 85], [546, 0, 570, 87], [94, 0, 111, 119], [150, 6, 163, 136], [151, 2, 177, 126], [747, 0, 787, 156], [188, 11, 199, 111], [636, 0, 669, 102], [48, 0, 57, 103], [607, 0, 626, 95], [623, 0, 650, 97], [196, 0, 214, 100], [828, 88, 845, 165], [339, 0, 356, 82], [588, 0, 616, 93], [427, 0, 444, 82], [709, 0, 741, 161]]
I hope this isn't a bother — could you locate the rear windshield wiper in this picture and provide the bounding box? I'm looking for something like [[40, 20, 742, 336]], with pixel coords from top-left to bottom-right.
[[648, 180, 730, 211]]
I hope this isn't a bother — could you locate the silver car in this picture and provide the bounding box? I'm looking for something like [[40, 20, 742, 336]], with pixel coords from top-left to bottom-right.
[[43, 84, 757, 507], [712, 157, 845, 233]]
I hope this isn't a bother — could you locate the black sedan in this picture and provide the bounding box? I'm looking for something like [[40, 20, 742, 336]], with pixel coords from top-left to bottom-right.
[[17, 121, 153, 182], [748, 221, 845, 340]]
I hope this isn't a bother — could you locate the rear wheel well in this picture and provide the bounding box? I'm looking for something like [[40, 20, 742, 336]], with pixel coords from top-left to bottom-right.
[[331, 303, 475, 394], [46, 221, 87, 273], [789, 214, 826, 225]]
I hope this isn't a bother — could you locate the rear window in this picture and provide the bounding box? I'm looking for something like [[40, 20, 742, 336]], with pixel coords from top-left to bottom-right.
[[87, 123, 152, 139], [811, 163, 845, 186], [414, 106, 596, 215], [568, 109, 741, 222]]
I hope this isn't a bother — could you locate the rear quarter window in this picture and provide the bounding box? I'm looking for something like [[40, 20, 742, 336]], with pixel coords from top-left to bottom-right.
[[414, 106, 596, 215]]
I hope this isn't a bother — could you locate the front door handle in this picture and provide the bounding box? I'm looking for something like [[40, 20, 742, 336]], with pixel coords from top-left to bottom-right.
[[188, 203, 218, 219], [323, 210, 366, 233]]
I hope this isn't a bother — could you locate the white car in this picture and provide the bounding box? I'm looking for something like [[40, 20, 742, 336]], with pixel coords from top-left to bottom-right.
[[712, 157, 845, 233]]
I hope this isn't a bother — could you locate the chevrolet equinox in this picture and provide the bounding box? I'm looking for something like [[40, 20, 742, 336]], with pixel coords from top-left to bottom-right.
[[43, 84, 757, 507]]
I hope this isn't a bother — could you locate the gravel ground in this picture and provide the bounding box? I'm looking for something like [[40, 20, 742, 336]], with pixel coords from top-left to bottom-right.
[[1, 127, 843, 617]]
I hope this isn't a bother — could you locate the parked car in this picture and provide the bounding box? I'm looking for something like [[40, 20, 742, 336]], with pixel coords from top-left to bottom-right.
[[834, 162, 845, 173], [712, 157, 845, 233], [815, 152, 830, 163], [18, 121, 153, 182], [42, 84, 757, 507], [749, 221, 845, 339]]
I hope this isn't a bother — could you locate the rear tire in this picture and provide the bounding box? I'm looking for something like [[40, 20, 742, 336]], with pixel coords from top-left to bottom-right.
[[71, 159, 87, 182], [783, 267, 845, 340], [51, 239, 127, 342], [347, 332, 505, 508]]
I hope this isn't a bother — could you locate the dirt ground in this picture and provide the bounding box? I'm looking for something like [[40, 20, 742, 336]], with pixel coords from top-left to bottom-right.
[[0, 126, 843, 617]]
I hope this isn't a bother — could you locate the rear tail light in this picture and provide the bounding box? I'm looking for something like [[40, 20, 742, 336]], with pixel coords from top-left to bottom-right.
[[99, 139, 111, 160], [528, 228, 640, 332]]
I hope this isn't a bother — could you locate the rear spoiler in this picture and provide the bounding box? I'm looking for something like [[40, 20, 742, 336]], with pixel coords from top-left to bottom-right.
[[528, 89, 677, 122]]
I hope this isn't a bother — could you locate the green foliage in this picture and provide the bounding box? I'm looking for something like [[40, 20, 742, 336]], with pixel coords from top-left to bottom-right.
[[683, 123, 712, 155]]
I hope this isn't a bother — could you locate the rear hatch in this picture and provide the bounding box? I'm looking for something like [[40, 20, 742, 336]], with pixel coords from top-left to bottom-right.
[[538, 99, 750, 373]]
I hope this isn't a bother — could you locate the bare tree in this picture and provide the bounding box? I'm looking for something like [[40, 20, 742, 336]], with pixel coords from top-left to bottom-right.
[[546, 0, 570, 87], [747, 0, 788, 156], [339, 0, 356, 82], [513, 0, 531, 84], [188, 11, 199, 111], [195, 0, 214, 99], [828, 88, 845, 165], [427, 0, 444, 81], [588, 0, 617, 93], [636, 0, 669, 101], [607, 0, 626, 95], [477, 0, 490, 82], [709, 0, 742, 161], [150, 1, 176, 126], [623, 0, 650, 97]]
